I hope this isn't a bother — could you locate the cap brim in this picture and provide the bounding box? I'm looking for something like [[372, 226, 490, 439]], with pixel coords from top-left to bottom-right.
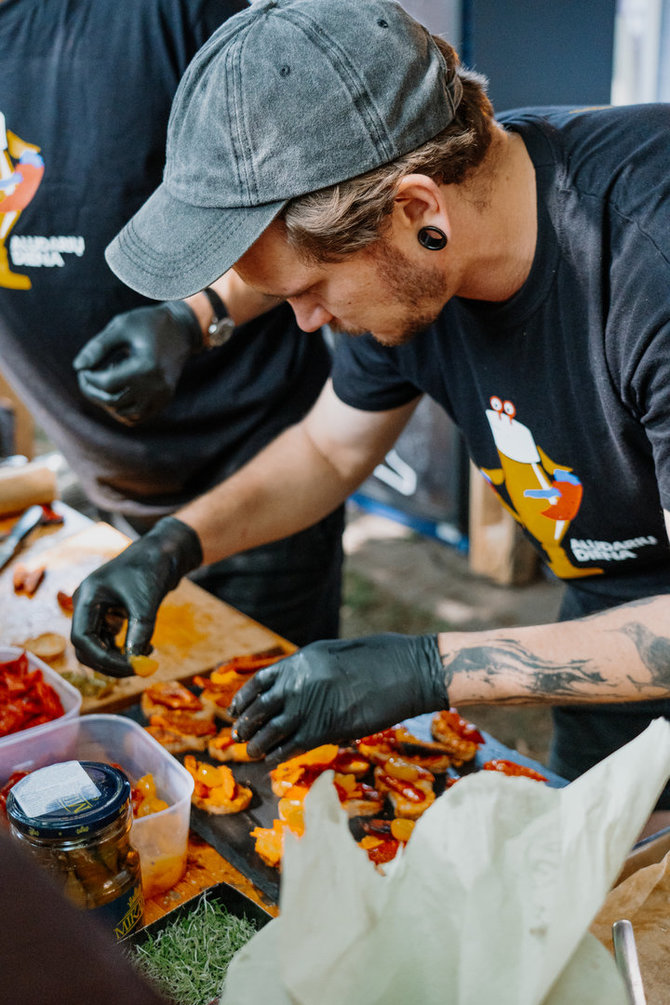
[[105, 182, 287, 301]]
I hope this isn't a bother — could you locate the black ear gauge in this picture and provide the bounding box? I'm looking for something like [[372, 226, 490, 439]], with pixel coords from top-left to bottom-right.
[[417, 226, 448, 251]]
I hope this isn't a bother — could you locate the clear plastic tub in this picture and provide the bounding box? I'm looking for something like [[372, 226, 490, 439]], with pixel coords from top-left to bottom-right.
[[0, 713, 194, 899], [0, 646, 82, 746]]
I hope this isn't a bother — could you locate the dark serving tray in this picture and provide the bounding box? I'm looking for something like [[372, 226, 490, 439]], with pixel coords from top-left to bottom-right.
[[127, 880, 272, 947], [123, 706, 565, 906]]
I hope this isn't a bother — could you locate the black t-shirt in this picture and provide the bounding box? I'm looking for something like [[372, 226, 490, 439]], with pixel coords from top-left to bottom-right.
[[0, 0, 330, 517], [332, 104, 670, 615]]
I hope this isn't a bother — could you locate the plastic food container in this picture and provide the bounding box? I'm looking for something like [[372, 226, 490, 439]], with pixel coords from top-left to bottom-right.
[[0, 713, 194, 898], [0, 645, 82, 746]]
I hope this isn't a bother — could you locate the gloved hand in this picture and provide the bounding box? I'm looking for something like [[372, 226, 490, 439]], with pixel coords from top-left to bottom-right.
[[71, 516, 203, 677], [73, 301, 202, 425], [229, 633, 451, 761]]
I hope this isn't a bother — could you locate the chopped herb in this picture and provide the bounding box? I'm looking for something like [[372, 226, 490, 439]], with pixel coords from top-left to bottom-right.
[[128, 893, 258, 1005], [61, 669, 116, 698]]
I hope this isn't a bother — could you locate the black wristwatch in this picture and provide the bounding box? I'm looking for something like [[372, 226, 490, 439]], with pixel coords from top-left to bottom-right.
[[202, 287, 236, 348]]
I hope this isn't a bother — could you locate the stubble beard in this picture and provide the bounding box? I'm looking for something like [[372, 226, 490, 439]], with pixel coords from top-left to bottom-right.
[[331, 240, 448, 346]]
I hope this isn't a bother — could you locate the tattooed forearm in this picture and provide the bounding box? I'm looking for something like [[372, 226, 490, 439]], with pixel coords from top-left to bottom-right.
[[618, 622, 670, 687], [442, 639, 606, 702]]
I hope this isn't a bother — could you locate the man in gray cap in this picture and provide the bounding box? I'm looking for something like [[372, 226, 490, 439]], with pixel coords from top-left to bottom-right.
[[72, 0, 670, 831]]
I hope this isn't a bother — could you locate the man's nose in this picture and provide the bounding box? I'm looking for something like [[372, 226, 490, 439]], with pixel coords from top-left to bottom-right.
[[288, 297, 333, 332]]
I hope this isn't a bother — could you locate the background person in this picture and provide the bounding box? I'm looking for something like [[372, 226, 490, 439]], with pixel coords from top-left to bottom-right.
[[0, 0, 343, 648], [0, 826, 171, 1005], [71, 0, 670, 830]]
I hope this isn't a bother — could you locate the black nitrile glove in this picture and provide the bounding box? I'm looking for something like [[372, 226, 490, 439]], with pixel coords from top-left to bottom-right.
[[71, 517, 203, 677], [230, 633, 451, 761], [73, 301, 202, 425]]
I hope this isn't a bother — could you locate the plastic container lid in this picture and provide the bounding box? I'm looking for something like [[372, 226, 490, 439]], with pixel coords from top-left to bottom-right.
[[6, 760, 130, 839]]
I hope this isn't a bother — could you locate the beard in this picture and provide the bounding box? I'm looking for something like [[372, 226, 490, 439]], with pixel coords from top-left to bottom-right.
[[331, 239, 447, 346]]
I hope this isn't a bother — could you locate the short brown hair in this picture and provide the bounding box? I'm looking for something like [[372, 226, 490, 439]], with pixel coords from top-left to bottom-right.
[[281, 36, 495, 262]]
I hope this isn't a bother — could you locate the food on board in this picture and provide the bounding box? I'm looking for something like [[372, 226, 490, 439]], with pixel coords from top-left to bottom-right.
[[145, 712, 218, 754], [56, 590, 74, 613], [250, 818, 291, 869], [140, 679, 211, 720], [212, 647, 286, 674], [431, 708, 485, 765], [373, 757, 436, 820], [208, 726, 262, 763], [358, 817, 416, 866], [18, 631, 67, 663], [60, 667, 116, 698], [193, 646, 286, 723], [137, 657, 541, 874], [250, 795, 306, 869], [184, 755, 253, 815], [356, 725, 454, 773], [269, 744, 341, 797], [12, 562, 46, 596], [482, 759, 548, 782]]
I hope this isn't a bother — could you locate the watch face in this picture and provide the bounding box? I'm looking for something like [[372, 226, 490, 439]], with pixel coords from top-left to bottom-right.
[[208, 316, 236, 347]]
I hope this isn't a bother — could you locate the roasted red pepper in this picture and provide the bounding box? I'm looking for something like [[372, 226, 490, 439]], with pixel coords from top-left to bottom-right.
[[482, 759, 547, 782]]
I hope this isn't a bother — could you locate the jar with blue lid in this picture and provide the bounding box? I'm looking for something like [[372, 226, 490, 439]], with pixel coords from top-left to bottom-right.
[[6, 760, 144, 939]]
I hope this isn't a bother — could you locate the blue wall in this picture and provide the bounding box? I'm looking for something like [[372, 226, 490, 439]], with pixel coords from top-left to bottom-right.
[[463, 0, 617, 112]]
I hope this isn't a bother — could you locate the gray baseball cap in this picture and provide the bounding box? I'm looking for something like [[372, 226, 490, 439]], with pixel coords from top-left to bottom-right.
[[105, 0, 462, 301]]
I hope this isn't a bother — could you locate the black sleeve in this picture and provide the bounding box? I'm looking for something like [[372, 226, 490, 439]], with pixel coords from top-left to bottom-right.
[[331, 332, 423, 412]]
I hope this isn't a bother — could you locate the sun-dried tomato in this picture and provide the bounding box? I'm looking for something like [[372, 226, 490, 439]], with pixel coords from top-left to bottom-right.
[[0, 652, 64, 738]]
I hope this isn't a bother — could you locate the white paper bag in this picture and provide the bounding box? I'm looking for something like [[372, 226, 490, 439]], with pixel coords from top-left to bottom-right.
[[221, 718, 670, 1005]]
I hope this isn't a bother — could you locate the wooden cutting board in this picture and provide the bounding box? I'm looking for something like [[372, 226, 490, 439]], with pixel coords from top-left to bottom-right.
[[0, 514, 294, 713]]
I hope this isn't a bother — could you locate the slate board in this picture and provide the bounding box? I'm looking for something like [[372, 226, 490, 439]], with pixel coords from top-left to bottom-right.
[[123, 706, 566, 907]]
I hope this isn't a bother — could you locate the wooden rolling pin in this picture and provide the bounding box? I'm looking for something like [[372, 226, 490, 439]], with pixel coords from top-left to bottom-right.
[[0, 460, 59, 516]]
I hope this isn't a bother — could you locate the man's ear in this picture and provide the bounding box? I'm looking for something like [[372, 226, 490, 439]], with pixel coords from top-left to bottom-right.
[[393, 174, 451, 238]]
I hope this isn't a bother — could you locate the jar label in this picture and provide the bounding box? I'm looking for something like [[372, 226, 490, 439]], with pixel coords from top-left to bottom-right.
[[11, 761, 101, 819], [92, 882, 145, 940]]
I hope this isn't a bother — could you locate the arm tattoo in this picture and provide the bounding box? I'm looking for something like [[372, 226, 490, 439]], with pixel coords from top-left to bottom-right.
[[619, 621, 670, 689], [442, 639, 605, 700]]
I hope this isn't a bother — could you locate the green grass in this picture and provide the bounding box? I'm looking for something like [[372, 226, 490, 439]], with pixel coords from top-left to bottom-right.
[[128, 894, 258, 1005]]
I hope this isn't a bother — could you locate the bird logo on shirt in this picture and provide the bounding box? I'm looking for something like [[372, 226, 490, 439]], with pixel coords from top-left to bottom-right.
[[479, 395, 601, 578], [0, 110, 45, 290]]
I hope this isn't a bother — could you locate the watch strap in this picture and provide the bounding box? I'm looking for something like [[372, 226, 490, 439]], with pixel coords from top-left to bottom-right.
[[202, 287, 236, 348]]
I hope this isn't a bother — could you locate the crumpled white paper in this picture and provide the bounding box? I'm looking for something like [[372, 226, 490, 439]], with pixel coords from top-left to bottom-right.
[[220, 719, 670, 1005]]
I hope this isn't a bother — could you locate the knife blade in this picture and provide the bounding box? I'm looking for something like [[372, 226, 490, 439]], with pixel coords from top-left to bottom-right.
[[0, 504, 44, 572]]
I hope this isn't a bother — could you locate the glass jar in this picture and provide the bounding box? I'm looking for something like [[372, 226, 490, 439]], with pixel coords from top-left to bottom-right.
[[6, 760, 144, 939]]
